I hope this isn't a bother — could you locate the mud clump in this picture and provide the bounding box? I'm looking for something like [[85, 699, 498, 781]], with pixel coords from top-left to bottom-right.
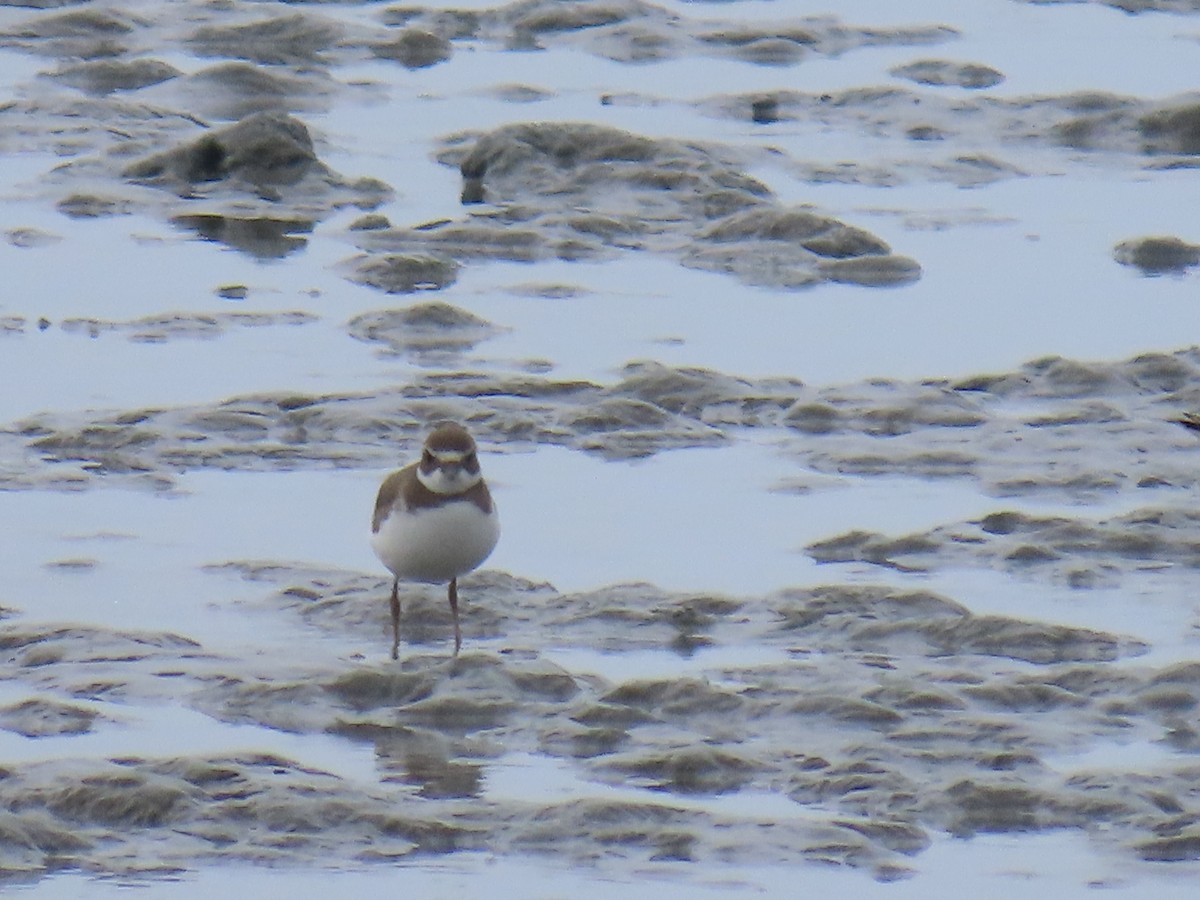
[[371, 29, 453, 68], [0, 8, 137, 58], [327, 668, 439, 712], [39, 771, 193, 828], [817, 255, 923, 287], [1138, 102, 1200, 155], [187, 12, 343, 65], [177, 63, 330, 121], [348, 303, 503, 361], [454, 122, 663, 191], [1049, 95, 1200, 156], [600, 747, 760, 794], [50, 58, 179, 95], [124, 111, 323, 190], [890, 59, 1004, 89], [346, 253, 461, 294], [1114, 235, 1200, 275], [1138, 831, 1200, 863], [700, 208, 890, 256], [55, 194, 131, 219], [694, 207, 913, 288], [601, 677, 746, 719], [0, 698, 100, 737], [120, 111, 390, 218]]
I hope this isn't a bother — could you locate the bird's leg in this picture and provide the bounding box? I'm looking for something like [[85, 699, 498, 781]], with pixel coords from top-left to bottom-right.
[[449, 577, 461, 656], [390, 577, 401, 661]]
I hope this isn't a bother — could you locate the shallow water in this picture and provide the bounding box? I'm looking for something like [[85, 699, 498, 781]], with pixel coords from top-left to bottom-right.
[[3, 0, 1200, 894]]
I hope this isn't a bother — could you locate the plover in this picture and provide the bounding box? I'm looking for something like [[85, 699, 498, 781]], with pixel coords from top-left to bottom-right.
[[370, 422, 499, 658]]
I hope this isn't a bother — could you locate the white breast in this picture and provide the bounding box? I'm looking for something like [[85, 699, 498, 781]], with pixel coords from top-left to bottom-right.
[[370, 499, 499, 584]]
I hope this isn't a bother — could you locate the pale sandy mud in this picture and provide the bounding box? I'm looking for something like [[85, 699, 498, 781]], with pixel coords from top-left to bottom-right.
[[4, 346, 1200, 879], [2, 564, 1197, 880], [3, 358, 1199, 858], [3, 0, 1200, 892]]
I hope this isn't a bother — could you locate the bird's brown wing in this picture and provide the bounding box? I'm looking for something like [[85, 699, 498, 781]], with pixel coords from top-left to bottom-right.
[[372, 465, 415, 533]]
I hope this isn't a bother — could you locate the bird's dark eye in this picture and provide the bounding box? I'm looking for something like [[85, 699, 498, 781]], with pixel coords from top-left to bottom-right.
[[422, 450, 434, 465]]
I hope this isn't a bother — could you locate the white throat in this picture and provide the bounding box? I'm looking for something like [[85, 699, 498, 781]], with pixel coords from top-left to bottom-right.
[[417, 465, 482, 495]]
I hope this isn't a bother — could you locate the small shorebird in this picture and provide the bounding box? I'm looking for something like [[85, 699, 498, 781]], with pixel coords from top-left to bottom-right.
[[370, 422, 499, 659]]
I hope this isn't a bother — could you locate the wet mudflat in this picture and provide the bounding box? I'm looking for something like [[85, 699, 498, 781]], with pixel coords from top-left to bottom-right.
[[2, 0, 1200, 896]]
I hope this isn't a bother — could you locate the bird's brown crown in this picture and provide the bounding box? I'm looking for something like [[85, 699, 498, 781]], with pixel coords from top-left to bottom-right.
[[425, 422, 476, 455]]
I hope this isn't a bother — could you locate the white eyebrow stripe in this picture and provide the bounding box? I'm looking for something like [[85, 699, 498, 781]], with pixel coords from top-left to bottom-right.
[[430, 449, 469, 463]]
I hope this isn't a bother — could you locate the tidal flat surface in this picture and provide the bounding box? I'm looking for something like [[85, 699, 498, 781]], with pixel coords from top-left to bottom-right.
[[2, 0, 1200, 896]]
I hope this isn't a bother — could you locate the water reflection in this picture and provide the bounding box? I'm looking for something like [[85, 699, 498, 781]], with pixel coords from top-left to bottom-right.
[[171, 214, 314, 259]]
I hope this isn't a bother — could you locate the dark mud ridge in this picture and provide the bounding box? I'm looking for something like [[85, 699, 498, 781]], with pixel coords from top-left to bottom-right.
[[704, 88, 1200, 166], [811, 506, 1200, 589], [8, 346, 1200, 498], [3, 566, 1199, 881]]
